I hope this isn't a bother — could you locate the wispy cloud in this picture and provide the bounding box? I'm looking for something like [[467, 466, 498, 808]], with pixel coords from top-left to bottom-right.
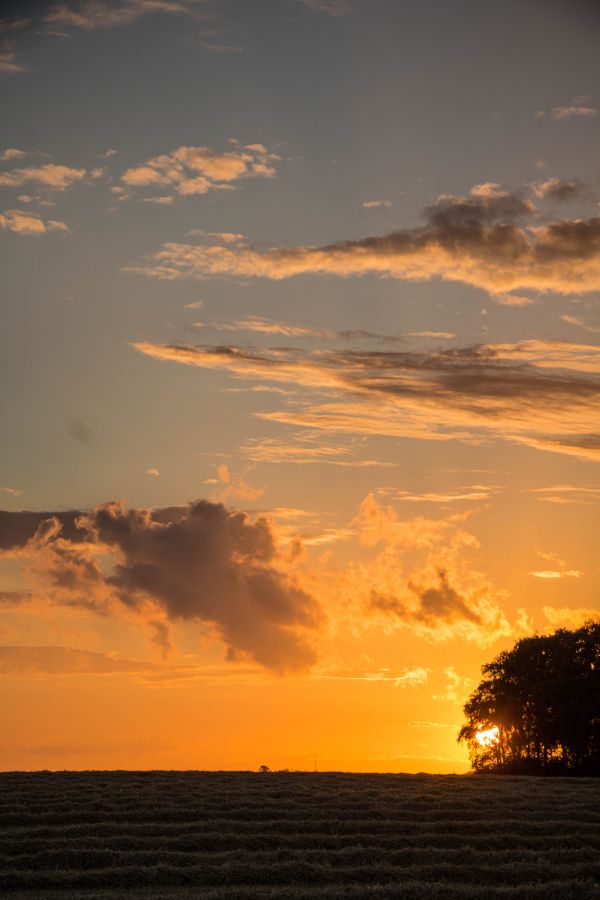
[[240, 436, 395, 468], [529, 569, 582, 579], [362, 199, 392, 209], [315, 666, 428, 686], [0, 148, 29, 161], [535, 97, 598, 121], [0, 46, 26, 74], [133, 338, 600, 461], [297, 0, 353, 16], [45, 0, 198, 30]]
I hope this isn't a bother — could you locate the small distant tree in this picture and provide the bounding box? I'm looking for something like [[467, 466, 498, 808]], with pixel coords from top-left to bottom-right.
[[258, 764, 270, 773], [458, 621, 600, 775]]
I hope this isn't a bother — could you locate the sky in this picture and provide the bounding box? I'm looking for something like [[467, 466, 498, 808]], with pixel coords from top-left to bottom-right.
[[0, 0, 599, 773]]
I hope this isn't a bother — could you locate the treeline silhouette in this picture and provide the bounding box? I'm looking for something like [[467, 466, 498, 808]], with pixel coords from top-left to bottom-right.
[[459, 621, 600, 775]]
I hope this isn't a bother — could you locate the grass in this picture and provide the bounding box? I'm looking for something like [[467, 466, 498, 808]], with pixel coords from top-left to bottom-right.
[[1, 771, 599, 898]]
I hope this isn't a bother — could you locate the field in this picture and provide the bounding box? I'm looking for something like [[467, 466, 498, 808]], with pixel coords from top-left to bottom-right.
[[1, 772, 599, 899]]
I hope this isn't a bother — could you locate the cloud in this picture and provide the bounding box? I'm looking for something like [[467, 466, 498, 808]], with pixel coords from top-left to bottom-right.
[[198, 41, 242, 54], [543, 606, 600, 630], [120, 143, 280, 200], [198, 316, 332, 339], [550, 105, 598, 120], [315, 666, 428, 686], [209, 463, 264, 502], [1, 500, 321, 672], [433, 666, 475, 704], [0, 46, 26, 74], [146, 467, 160, 476], [344, 494, 512, 646], [362, 200, 392, 209], [373, 568, 482, 626], [0, 164, 87, 190], [0, 148, 28, 161], [0, 19, 30, 34], [45, 0, 196, 30], [239, 436, 394, 468], [0, 486, 21, 496], [535, 98, 598, 121], [133, 338, 600, 461], [529, 569, 582, 579], [407, 720, 452, 728], [561, 314, 600, 335], [0, 644, 158, 675], [532, 177, 588, 202], [529, 484, 600, 504], [128, 186, 600, 296], [0, 209, 69, 235], [297, 0, 353, 15], [394, 487, 498, 503]]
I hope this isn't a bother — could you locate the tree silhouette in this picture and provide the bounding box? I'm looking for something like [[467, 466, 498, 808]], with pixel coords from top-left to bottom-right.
[[458, 621, 600, 774]]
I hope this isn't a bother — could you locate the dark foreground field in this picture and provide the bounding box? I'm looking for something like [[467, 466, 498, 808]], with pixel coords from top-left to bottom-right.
[[1, 772, 599, 899]]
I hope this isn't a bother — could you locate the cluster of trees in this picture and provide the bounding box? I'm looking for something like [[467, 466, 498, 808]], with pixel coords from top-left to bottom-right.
[[459, 621, 600, 775]]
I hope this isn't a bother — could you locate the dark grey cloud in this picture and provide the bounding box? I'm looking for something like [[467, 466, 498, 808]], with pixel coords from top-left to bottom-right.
[[1, 500, 321, 672], [0, 509, 85, 550]]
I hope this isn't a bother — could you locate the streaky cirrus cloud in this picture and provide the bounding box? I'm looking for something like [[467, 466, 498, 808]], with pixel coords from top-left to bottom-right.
[[0, 500, 322, 672], [0, 644, 159, 675], [0, 164, 87, 191], [133, 338, 600, 461], [120, 142, 280, 199], [127, 185, 600, 296], [0, 209, 69, 235], [44, 0, 198, 30], [297, 0, 352, 16]]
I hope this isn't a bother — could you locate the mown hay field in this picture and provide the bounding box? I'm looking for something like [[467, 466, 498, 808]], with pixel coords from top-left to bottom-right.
[[1, 771, 599, 899]]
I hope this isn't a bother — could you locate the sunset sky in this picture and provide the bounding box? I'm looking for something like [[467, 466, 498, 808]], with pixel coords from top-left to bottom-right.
[[1, 0, 599, 773]]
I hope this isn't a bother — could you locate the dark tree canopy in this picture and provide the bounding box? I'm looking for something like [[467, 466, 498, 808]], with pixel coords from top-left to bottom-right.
[[458, 621, 600, 775]]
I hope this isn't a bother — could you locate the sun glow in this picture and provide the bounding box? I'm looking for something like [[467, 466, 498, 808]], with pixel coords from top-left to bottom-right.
[[476, 726, 500, 747]]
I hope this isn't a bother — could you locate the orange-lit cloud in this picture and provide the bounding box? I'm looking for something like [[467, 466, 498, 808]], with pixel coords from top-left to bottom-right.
[[133, 338, 600, 461], [0, 209, 69, 235], [121, 143, 280, 199], [128, 187, 600, 296], [330, 494, 512, 646], [209, 463, 264, 502], [0, 163, 87, 190]]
